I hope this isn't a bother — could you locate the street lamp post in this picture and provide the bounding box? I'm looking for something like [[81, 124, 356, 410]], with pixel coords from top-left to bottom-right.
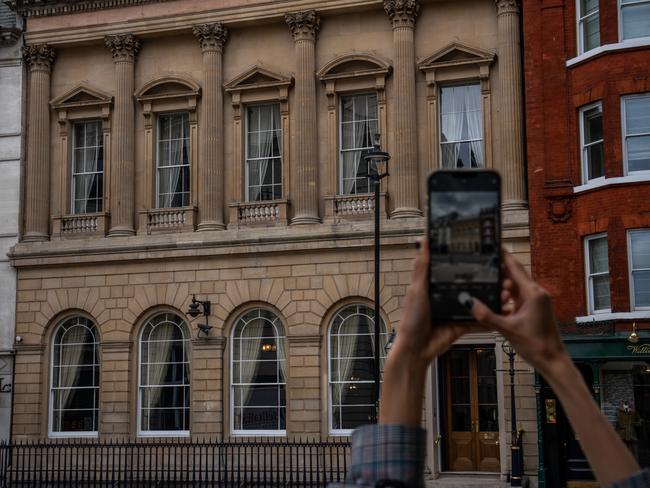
[[503, 341, 523, 487], [365, 134, 390, 424]]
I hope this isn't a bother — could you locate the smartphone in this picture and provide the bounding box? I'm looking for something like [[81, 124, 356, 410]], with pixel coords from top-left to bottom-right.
[[427, 170, 502, 321]]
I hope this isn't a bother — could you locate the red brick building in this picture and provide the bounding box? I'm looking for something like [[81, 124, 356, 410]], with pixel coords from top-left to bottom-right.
[[523, 0, 650, 486]]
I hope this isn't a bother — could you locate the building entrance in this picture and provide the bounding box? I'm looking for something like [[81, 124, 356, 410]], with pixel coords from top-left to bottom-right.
[[440, 345, 500, 472]]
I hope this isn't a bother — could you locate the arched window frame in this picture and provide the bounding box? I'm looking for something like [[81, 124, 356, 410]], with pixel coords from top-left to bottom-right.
[[137, 312, 191, 437], [327, 303, 388, 436], [230, 308, 287, 436], [48, 315, 100, 438]]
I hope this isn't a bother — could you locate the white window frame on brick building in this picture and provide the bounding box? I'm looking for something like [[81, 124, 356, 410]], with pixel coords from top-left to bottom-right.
[[577, 0, 601, 54], [156, 112, 191, 209], [137, 312, 190, 437], [245, 103, 283, 202], [230, 308, 287, 436], [619, 0, 650, 41], [48, 316, 99, 438], [71, 120, 104, 214], [584, 233, 612, 314], [327, 304, 387, 436], [579, 102, 605, 183], [628, 229, 650, 310], [622, 94, 650, 175]]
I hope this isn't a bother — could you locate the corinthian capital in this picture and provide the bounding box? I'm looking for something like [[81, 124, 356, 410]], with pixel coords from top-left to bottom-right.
[[104, 34, 141, 62], [383, 0, 419, 28], [193, 23, 229, 52], [23, 44, 56, 71], [495, 0, 520, 15], [285, 10, 320, 42]]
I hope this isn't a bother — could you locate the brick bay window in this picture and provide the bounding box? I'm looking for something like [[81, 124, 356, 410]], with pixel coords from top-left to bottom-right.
[[579, 102, 604, 182], [620, 0, 650, 40], [71, 121, 104, 214], [246, 104, 282, 202], [622, 94, 650, 174], [138, 313, 190, 436], [339, 93, 379, 195], [49, 316, 99, 437], [584, 234, 611, 314], [157, 113, 190, 208], [328, 304, 387, 435], [230, 308, 287, 435], [629, 230, 650, 310], [577, 0, 600, 54], [440, 84, 484, 169]]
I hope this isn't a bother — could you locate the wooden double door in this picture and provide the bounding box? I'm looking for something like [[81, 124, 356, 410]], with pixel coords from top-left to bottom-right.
[[441, 346, 500, 472]]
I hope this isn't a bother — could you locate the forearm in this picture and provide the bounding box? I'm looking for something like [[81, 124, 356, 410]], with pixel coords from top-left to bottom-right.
[[379, 338, 428, 427], [542, 357, 639, 486]]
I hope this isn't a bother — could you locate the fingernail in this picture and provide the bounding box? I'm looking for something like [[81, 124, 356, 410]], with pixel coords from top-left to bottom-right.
[[415, 241, 421, 250]]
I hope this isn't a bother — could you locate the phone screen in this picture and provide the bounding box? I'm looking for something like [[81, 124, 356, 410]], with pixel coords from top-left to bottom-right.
[[428, 173, 501, 321]]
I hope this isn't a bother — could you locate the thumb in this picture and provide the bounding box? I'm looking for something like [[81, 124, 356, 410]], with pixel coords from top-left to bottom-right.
[[469, 297, 510, 335]]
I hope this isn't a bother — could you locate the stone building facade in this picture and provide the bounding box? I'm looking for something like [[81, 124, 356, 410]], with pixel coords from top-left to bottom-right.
[[0, 2, 23, 441], [10, 0, 535, 482]]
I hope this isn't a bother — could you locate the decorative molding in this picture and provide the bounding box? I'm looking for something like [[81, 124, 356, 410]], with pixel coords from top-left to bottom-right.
[[50, 82, 113, 111], [0, 27, 21, 47], [192, 336, 227, 350], [100, 340, 133, 352], [418, 42, 496, 76], [135, 73, 201, 101], [14, 343, 45, 355], [546, 196, 573, 223], [104, 33, 140, 63], [285, 10, 320, 42], [225, 65, 293, 93], [192, 23, 228, 53], [383, 0, 419, 29], [317, 52, 391, 82], [22, 43, 55, 71], [495, 0, 520, 16], [7, 0, 173, 17], [287, 334, 321, 345]]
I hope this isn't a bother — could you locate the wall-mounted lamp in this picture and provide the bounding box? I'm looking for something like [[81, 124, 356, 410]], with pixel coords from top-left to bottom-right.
[[628, 322, 639, 344], [187, 295, 212, 338]]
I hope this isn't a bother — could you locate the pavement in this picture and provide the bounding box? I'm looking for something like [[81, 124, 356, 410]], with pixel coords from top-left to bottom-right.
[[425, 474, 511, 487]]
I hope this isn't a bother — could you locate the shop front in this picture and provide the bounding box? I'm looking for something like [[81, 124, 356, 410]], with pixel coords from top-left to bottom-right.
[[538, 335, 650, 488]]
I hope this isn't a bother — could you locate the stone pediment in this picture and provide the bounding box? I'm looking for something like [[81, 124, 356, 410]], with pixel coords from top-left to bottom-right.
[[418, 42, 495, 71], [317, 53, 391, 81], [50, 82, 113, 110], [225, 65, 293, 93], [135, 73, 201, 101]]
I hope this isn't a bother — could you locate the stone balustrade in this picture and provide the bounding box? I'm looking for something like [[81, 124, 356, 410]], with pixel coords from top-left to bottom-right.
[[228, 200, 289, 228], [139, 207, 197, 234], [324, 193, 388, 222], [52, 213, 108, 239]]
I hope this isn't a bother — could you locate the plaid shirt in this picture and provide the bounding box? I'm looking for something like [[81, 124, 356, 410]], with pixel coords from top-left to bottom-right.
[[331, 424, 650, 488]]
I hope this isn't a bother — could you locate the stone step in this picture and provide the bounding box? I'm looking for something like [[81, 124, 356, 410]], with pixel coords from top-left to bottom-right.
[[426, 474, 510, 488]]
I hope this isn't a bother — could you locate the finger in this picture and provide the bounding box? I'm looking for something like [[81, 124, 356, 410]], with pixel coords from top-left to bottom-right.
[[469, 297, 512, 334], [503, 252, 535, 299], [411, 236, 429, 288]]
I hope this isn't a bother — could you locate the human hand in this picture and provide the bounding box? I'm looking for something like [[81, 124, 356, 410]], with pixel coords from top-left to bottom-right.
[[469, 251, 570, 378]]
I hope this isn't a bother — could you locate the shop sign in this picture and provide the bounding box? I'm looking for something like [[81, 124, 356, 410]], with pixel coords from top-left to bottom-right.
[[628, 344, 650, 354], [565, 339, 650, 359]]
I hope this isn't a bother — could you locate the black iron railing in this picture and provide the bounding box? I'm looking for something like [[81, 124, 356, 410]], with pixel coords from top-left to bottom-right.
[[0, 437, 351, 487]]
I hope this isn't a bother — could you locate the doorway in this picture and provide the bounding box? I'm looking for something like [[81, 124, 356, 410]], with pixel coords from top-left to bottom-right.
[[440, 345, 500, 472]]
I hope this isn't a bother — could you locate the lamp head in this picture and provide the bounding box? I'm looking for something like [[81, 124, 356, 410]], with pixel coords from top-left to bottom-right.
[[629, 322, 639, 344], [197, 323, 213, 336], [187, 296, 201, 318], [364, 133, 390, 179]]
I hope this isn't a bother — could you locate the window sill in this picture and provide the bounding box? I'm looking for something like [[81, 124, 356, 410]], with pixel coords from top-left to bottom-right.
[[567, 36, 650, 67], [138, 431, 190, 438], [228, 199, 289, 229], [138, 206, 197, 235], [575, 311, 650, 323], [573, 173, 650, 194], [49, 431, 99, 438], [230, 430, 287, 437]]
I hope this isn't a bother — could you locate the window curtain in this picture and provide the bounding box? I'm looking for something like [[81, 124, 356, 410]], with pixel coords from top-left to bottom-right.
[[74, 122, 102, 214], [57, 326, 90, 423], [159, 115, 187, 208], [342, 118, 368, 194], [441, 86, 483, 168], [441, 88, 465, 168], [465, 88, 484, 168], [144, 322, 177, 414], [238, 321, 265, 410]]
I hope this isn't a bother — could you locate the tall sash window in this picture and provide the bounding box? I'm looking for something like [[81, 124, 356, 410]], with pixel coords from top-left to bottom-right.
[[157, 113, 190, 208], [440, 84, 484, 169], [246, 104, 282, 201], [71, 121, 104, 214]]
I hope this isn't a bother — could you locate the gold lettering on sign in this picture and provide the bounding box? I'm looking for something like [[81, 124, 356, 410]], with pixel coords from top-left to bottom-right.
[[628, 344, 650, 354]]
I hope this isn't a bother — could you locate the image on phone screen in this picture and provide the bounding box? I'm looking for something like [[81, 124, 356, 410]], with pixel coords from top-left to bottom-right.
[[428, 189, 500, 320]]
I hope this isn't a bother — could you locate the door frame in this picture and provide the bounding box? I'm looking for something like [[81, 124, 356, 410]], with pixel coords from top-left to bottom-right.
[[427, 333, 507, 478]]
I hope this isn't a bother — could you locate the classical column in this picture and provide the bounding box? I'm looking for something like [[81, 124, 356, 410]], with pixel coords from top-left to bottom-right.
[[384, 0, 421, 219], [22, 44, 56, 242], [286, 11, 320, 225], [193, 23, 228, 231], [105, 34, 140, 236], [495, 0, 527, 213]]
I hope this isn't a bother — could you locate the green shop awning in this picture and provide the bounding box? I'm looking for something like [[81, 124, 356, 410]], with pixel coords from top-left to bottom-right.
[[563, 336, 650, 360]]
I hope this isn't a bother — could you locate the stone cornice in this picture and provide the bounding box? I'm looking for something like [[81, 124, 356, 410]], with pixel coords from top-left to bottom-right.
[[287, 334, 321, 345], [7, 0, 172, 18], [192, 23, 228, 53], [22, 43, 55, 70], [495, 0, 519, 15], [285, 10, 319, 42], [104, 33, 140, 62], [383, 0, 419, 29]]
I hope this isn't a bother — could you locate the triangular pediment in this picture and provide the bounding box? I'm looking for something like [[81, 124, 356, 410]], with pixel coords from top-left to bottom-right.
[[51, 83, 113, 109], [225, 65, 293, 91], [418, 42, 495, 70]]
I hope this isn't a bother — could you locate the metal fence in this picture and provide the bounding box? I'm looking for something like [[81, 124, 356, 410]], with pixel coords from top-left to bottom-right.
[[0, 437, 351, 487]]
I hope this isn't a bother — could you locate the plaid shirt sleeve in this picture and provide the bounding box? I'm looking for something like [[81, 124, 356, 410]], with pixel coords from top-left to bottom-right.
[[329, 424, 427, 488], [608, 470, 650, 488]]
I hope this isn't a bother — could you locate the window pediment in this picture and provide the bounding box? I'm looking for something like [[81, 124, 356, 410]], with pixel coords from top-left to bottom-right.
[[225, 65, 293, 93], [50, 83, 113, 111], [418, 42, 495, 75], [317, 53, 391, 81], [135, 73, 201, 103]]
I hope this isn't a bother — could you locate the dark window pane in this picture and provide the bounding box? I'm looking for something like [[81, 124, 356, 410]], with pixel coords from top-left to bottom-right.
[[451, 377, 470, 404], [587, 142, 604, 180], [476, 349, 496, 377], [142, 385, 189, 409], [452, 404, 472, 432], [53, 409, 97, 433], [142, 407, 188, 431], [479, 405, 499, 432]]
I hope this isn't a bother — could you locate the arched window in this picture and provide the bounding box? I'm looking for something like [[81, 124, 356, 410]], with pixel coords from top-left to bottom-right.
[[49, 316, 99, 436], [328, 304, 388, 434], [231, 308, 286, 435], [138, 313, 190, 435]]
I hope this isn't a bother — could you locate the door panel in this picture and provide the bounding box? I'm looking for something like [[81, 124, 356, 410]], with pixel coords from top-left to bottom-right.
[[443, 346, 500, 472]]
